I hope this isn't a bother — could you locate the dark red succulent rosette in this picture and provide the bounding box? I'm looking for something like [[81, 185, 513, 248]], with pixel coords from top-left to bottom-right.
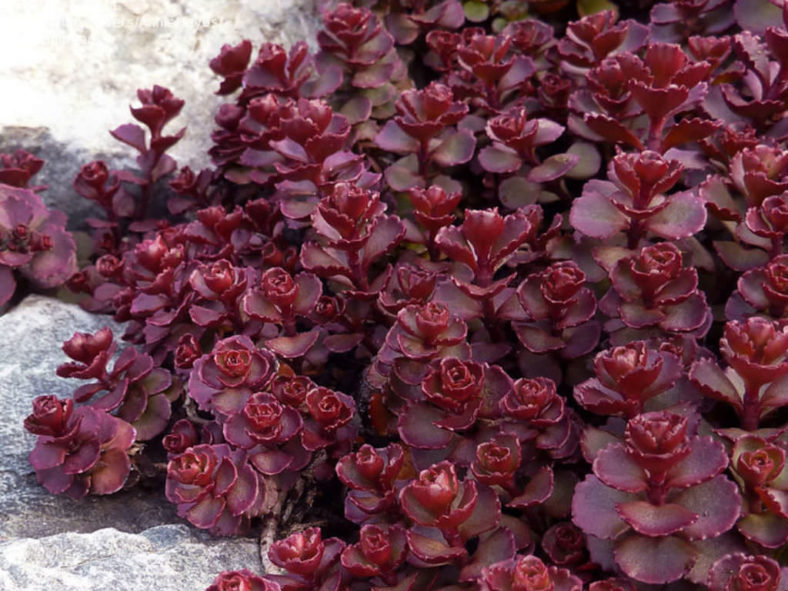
[[570, 42, 714, 152], [165, 443, 263, 535], [0, 149, 44, 188], [372, 302, 470, 390], [500, 377, 578, 460], [300, 386, 357, 454], [689, 318, 788, 430], [340, 523, 408, 582], [730, 435, 788, 548], [378, 262, 440, 315], [449, 29, 535, 112], [188, 258, 248, 328], [206, 569, 278, 591], [398, 460, 508, 571], [512, 260, 600, 359], [574, 341, 683, 418], [479, 554, 583, 591], [26, 395, 136, 499], [707, 552, 788, 591], [436, 207, 537, 288], [470, 432, 522, 491], [162, 418, 199, 457], [56, 328, 173, 441], [397, 359, 512, 463], [570, 151, 706, 246], [478, 105, 569, 176], [557, 10, 649, 74], [0, 184, 77, 305], [209, 39, 253, 95], [300, 182, 404, 299], [572, 411, 741, 585], [222, 392, 303, 449], [541, 522, 590, 571], [746, 192, 788, 243], [226, 391, 310, 478], [336, 442, 404, 524], [265, 527, 345, 591], [316, 2, 401, 91], [242, 266, 322, 358], [374, 81, 476, 191], [729, 254, 788, 320], [188, 335, 278, 418], [57, 327, 116, 380], [730, 145, 788, 208], [241, 40, 342, 101], [600, 242, 711, 337]]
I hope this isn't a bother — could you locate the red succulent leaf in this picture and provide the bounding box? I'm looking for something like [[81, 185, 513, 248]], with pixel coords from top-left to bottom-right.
[[613, 535, 696, 584], [572, 475, 633, 539], [616, 501, 698, 536]]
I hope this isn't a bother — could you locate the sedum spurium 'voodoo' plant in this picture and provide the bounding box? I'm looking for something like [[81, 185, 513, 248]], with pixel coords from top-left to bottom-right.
[[13, 0, 788, 589], [572, 411, 742, 584], [0, 183, 77, 307]]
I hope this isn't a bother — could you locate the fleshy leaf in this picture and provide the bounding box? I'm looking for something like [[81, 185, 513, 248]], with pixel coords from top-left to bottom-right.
[[613, 535, 696, 584], [666, 436, 728, 489], [432, 130, 477, 167], [478, 145, 521, 174], [398, 404, 454, 449], [407, 526, 468, 565], [572, 476, 633, 539], [593, 444, 648, 493], [508, 466, 554, 509], [737, 512, 788, 548], [689, 360, 742, 412], [528, 154, 580, 183], [570, 192, 629, 239], [644, 192, 707, 240], [672, 476, 742, 540], [616, 501, 697, 536]]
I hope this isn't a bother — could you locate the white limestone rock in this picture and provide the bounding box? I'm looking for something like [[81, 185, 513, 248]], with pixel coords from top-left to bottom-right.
[[0, 525, 260, 590], [0, 0, 319, 226]]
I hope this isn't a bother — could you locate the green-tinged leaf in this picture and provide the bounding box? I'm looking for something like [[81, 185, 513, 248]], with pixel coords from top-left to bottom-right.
[[527, 153, 579, 183], [738, 511, 788, 548], [565, 142, 602, 179], [734, 0, 783, 33], [577, 0, 618, 16], [463, 0, 490, 21], [432, 129, 477, 167]]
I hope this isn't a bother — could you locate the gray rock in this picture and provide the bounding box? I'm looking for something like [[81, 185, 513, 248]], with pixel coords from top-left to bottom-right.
[[0, 295, 180, 540], [0, 525, 260, 591], [0, 0, 319, 228]]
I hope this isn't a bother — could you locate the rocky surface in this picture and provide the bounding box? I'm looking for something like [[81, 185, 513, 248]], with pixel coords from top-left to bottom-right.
[[0, 296, 262, 587], [0, 0, 319, 227], [0, 525, 259, 591], [0, 296, 178, 540]]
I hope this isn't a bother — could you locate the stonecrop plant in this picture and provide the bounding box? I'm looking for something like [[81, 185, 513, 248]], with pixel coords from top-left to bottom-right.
[[10, 0, 788, 588]]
